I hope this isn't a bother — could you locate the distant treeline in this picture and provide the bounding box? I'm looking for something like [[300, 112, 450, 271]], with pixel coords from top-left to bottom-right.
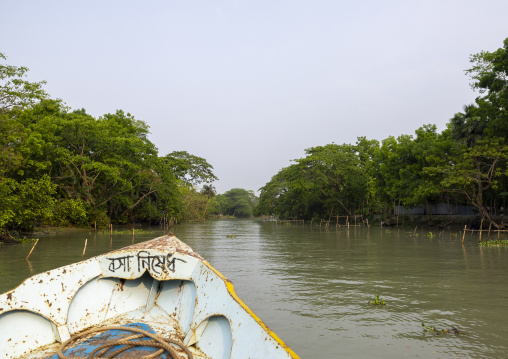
[[255, 38, 508, 229]]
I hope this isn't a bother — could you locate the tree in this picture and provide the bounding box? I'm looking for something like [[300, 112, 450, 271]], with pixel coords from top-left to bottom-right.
[[0, 54, 50, 176], [257, 144, 369, 220], [440, 138, 508, 228], [0, 175, 56, 231], [0, 54, 55, 232], [201, 184, 217, 198], [449, 104, 486, 147], [0, 54, 222, 231], [163, 151, 218, 186], [217, 188, 257, 218], [404, 126, 456, 207], [296, 144, 368, 217], [256, 163, 315, 218], [465, 37, 508, 138], [443, 38, 508, 227], [0, 53, 48, 115], [12, 105, 163, 223], [180, 187, 217, 220]]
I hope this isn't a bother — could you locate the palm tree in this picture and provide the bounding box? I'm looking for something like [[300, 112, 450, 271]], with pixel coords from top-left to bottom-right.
[[449, 104, 485, 147], [200, 184, 216, 198]]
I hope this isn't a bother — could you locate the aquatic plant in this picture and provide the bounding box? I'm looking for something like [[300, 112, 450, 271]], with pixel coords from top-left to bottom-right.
[[427, 232, 435, 238], [479, 240, 508, 247], [422, 323, 464, 335], [226, 234, 237, 238], [105, 229, 154, 235], [371, 295, 386, 306], [12, 237, 38, 243]]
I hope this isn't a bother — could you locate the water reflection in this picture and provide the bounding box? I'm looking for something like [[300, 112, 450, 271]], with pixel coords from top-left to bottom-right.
[[1, 220, 508, 358]]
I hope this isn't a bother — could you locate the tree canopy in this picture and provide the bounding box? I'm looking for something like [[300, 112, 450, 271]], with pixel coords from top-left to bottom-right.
[[216, 188, 257, 218], [257, 38, 508, 228], [256, 143, 369, 220], [0, 54, 218, 233], [3, 37, 508, 232], [0, 53, 48, 115]]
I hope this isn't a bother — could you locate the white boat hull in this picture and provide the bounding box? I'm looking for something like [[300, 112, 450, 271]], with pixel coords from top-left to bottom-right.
[[0, 235, 299, 359]]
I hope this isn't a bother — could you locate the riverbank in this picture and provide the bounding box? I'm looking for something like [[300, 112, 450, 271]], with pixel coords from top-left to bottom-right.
[[0, 226, 87, 244], [376, 214, 507, 230], [2, 214, 507, 244]]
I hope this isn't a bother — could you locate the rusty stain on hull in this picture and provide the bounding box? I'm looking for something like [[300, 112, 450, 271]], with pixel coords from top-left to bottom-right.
[[115, 234, 204, 261]]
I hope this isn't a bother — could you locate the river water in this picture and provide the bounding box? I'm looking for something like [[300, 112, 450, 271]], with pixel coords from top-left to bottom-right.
[[1, 219, 508, 358]]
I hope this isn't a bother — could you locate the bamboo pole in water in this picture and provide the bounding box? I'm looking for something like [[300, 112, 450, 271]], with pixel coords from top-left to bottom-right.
[[26, 239, 39, 260], [462, 225, 467, 244], [82, 238, 87, 259], [479, 218, 484, 242], [26, 259, 34, 274]]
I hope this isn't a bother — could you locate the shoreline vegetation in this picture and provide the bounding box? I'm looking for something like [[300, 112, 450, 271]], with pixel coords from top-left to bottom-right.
[[254, 38, 508, 234], [2, 38, 508, 245], [4, 216, 508, 247]]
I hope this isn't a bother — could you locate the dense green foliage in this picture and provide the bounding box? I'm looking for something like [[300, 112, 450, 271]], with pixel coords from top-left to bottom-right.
[[0, 53, 219, 232], [257, 38, 508, 228], [216, 188, 257, 218], [3, 37, 507, 232], [0, 53, 47, 115], [256, 144, 369, 219]]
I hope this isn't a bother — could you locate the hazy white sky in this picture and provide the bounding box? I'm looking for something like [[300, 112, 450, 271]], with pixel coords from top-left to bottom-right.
[[2, 1, 508, 194]]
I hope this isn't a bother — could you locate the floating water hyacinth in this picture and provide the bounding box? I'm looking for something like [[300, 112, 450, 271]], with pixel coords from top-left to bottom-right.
[[422, 323, 464, 335], [371, 295, 386, 306]]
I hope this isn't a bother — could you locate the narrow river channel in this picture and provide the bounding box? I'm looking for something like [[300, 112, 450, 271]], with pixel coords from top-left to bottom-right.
[[1, 219, 508, 358]]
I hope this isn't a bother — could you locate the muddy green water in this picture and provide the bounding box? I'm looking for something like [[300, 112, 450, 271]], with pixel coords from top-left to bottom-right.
[[1, 219, 508, 358]]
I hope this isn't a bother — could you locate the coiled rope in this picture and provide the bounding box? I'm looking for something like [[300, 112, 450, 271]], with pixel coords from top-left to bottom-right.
[[57, 325, 193, 359]]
